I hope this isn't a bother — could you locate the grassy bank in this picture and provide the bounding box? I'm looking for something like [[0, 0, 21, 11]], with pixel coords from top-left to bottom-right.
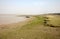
[[0, 15, 60, 39]]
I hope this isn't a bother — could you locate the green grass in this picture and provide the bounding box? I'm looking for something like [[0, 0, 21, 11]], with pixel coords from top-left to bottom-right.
[[0, 15, 60, 39]]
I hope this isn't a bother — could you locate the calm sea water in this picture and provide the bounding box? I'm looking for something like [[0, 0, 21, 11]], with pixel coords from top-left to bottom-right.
[[0, 14, 27, 24]]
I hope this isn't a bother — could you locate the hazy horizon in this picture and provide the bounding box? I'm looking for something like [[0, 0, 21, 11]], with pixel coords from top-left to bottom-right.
[[0, 0, 60, 15]]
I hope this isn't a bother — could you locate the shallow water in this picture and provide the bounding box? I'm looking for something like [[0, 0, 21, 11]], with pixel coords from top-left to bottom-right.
[[0, 14, 27, 24]]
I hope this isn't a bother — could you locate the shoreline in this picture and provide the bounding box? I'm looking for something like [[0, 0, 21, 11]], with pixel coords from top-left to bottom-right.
[[0, 17, 34, 29]]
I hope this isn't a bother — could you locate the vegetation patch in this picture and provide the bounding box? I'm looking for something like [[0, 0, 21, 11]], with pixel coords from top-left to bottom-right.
[[0, 15, 60, 39]]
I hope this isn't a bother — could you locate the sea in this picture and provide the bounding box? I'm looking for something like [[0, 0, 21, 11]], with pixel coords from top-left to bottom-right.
[[0, 14, 27, 24]]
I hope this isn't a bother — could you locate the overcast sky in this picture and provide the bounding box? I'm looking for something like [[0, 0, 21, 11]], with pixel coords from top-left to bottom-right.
[[0, 0, 60, 15]]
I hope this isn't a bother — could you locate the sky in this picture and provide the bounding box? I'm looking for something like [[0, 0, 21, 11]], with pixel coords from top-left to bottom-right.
[[0, 0, 60, 15]]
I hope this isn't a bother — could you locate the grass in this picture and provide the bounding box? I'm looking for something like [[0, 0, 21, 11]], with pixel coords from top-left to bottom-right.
[[0, 15, 60, 39]]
